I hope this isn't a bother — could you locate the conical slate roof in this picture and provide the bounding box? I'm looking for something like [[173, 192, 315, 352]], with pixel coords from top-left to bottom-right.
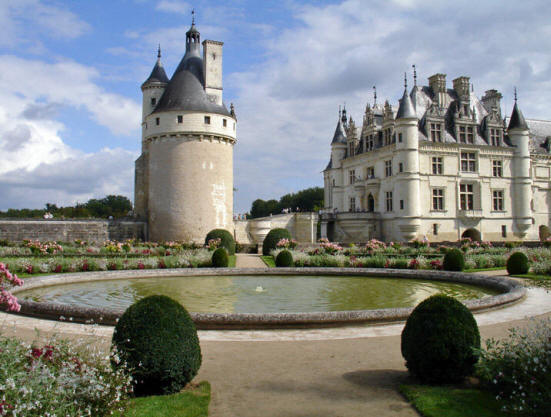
[[396, 88, 416, 119], [142, 48, 169, 87], [508, 102, 528, 130], [153, 24, 230, 116], [331, 116, 347, 145]]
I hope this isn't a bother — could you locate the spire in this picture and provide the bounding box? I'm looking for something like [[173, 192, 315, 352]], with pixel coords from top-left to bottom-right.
[[396, 74, 416, 120], [412, 64, 417, 87], [373, 86, 377, 107], [508, 87, 528, 130], [157, 44, 161, 59], [332, 108, 347, 145], [341, 104, 347, 126], [142, 46, 169, 87]]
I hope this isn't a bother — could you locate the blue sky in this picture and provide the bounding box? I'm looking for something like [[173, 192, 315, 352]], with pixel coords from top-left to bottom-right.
[[1, 0, 550, 213]]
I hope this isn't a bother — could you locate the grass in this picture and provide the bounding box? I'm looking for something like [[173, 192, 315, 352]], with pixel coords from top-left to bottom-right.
[[400, 384, 504, 417], [464, 267, 506, 273], [261, 255, 275, 267], [115, 381, 210, 417], [228, 255, 236, 267]]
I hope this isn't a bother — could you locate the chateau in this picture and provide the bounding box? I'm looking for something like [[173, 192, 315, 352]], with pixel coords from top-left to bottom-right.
[[321, 72, 551, 243], [134, 21, 237, 242]]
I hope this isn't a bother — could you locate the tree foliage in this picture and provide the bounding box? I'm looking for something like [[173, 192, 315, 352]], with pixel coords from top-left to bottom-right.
[[249, 187, 323, 218]]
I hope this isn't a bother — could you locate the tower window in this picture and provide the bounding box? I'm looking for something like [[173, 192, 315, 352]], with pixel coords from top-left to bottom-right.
[[399, 163, 403, 173], [177, 115, 183, 124], [492, 160, 503, 177], [433, 223, 439, 235], [432, 157, 443, 175], [204, 116, 211, 124], [155, 117, 160, 126], [400, 200, 404, 210], [502, 225, 507, 237], [398, 133, 403, 143], [151, 97, 157, 106], [492, 190, 504, 211], [223, 119, 227, 127]]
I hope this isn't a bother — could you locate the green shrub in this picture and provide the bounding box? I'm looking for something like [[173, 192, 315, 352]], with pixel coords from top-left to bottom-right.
[[401, 294, 480, 383], [111, 295, 202, 396], [506, 251, 529, 275], [275, 250, 293, 267], [262, 228, 292, 256], [443, 248, 465, 271], [204, 229, 235, 255], [539, 225, 551, 242], [211, 247, 229, 268]]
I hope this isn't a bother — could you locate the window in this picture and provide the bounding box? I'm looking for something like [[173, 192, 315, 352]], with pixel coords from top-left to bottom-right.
[[384, 128, 392, 145], [204, 116, 211, 124], [432, 157, 443, 175], [349, 169, 356, 185], [349, 197, 356, 212], [398, 133, 403, 143], [493, 190, 504, 211], [460, 183, 474, 210], [399, 163, 403, 173], [223, 119, 227, 127], [459, 125, 474, 144], [460, 152, 476, 172], [492, 160, 503, 177], [155, 117, 160, 126], [400, 200, 404, 210], [150, 97, 156, 106], [490, 128, 501, 146], [366, 166, 375, 179], [432, 188, 444, 211], [385, 160, 392, 177], [349, 142, 355, 157], [367, 135, 374, 151], [502, 225, 507, 237], [467, 126, 474, 143], [430, 123, 442, 142], [433, 223, 439, 235], [177, 115, 183, 123], [385, 192, 393, 212]]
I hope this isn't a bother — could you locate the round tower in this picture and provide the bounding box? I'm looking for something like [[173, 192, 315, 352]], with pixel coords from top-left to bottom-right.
[[508, 93, 532, 238], [395, 76, 421, 241], [138, 21, 237, 242]]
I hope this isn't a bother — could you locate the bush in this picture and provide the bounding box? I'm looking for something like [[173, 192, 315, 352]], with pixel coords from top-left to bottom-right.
[[111, 295, 202, 396], [506, 251, 529, 275], [212, 247, 229, 267], [275, 250, 293, 267], [443, 248, 465, 271], [204, 229, 235, 255], [477, 318, 551, 415], [262, 228, 292, 256], [401, 294, 480, 383]]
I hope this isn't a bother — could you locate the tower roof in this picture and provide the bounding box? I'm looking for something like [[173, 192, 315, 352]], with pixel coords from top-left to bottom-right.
[[396, 75, 416, 119], [142, 46, 169, 87], [331, 112, 347, 145], [508, 101, 528, 130], [153, 22, 230, 116]]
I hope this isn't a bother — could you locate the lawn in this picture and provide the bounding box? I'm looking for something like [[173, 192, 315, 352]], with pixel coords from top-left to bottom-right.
[[115, 381, 210, 417], [400, 384, 504, 417], [261, 255, 275, 267]]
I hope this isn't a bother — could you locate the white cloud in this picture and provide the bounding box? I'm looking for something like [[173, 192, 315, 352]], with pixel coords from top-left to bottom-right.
[[156, 0, 190, 14]]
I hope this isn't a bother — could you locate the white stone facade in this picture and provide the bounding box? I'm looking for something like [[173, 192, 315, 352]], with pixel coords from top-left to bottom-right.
[[322, 73, 551, 243]]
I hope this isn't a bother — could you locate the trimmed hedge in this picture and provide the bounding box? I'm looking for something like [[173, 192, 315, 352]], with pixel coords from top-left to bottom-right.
[[205, 229, 235, 255], [275, 250, 293, 267], [443, 248, 465, 271], [262, 228, 292, 256], [401, 294, 480, 383], [111, 295, 202, 396], [212, 247, 229, 268], [506, 251, 529, 275]]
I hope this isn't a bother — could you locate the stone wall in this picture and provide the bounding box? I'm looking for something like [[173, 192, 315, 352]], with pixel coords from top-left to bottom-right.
[[234, 213, 319, 245], [0, 220, 147, 243]]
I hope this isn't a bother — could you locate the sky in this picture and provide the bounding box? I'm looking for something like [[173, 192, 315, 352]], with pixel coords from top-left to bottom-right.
[[0, 0, 550, 214]]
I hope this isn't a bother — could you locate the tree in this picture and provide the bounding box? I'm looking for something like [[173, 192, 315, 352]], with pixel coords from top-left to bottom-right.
[[249, 187, 324, 218]]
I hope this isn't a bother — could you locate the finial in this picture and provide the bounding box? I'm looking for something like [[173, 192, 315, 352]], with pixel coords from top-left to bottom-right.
[[404, 72, 407, 89], [191, 8, 195, 25], [471, 83, 474, 93], [373, 86, 377, 106], [157, 44, 161, 59], [412, 64, 417, 86], [514, 86, 517, 103], [338, 105, 341, 117]]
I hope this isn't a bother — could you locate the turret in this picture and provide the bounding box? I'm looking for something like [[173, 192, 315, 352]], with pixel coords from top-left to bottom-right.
[[141, 46, 169, 126], [508, 91, 532, 237], [395, 74, 421, 240], [330, 109, 348, 169]]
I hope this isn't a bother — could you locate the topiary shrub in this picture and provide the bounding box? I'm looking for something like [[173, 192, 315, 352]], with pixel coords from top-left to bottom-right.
[[212, 247, 229, 267], [262, 228, 292, 256], [443, 248, 465, 271], [401, 294, 480, 383], [111, 295, 202, 396], [204, 229, 235, 255], [506, 251, 529, 275], [275, 250, 293, 267]]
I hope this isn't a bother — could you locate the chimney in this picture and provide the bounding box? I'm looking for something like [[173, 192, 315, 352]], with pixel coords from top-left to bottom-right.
[[202, 40, 224, 106], [428, 73, 447, 107]]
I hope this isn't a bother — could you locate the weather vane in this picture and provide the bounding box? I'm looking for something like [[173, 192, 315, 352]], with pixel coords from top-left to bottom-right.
[[191, 8, 195, 25], [412, 64, 417, 86]]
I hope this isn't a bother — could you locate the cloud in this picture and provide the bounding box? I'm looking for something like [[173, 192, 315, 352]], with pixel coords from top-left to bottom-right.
[[156, 0, 190, 14], [229, 0, 551, 212]]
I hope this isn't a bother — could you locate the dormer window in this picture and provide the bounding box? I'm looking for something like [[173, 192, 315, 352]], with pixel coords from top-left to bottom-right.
[[367, 134, 374, 151], [430, 123, 442, 142], [459, 125, 474, 143], [489, 128, 502, 146]]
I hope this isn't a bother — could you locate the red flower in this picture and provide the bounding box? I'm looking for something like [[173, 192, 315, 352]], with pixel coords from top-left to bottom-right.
[[54, 264, 62, 273], [138, 262, 145, 270], [26, 265, 33, 274], [31, 347, 43, 358]]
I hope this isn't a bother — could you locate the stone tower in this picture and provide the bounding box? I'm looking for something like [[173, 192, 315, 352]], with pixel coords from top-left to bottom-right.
[[134, 21, 237, 242]]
